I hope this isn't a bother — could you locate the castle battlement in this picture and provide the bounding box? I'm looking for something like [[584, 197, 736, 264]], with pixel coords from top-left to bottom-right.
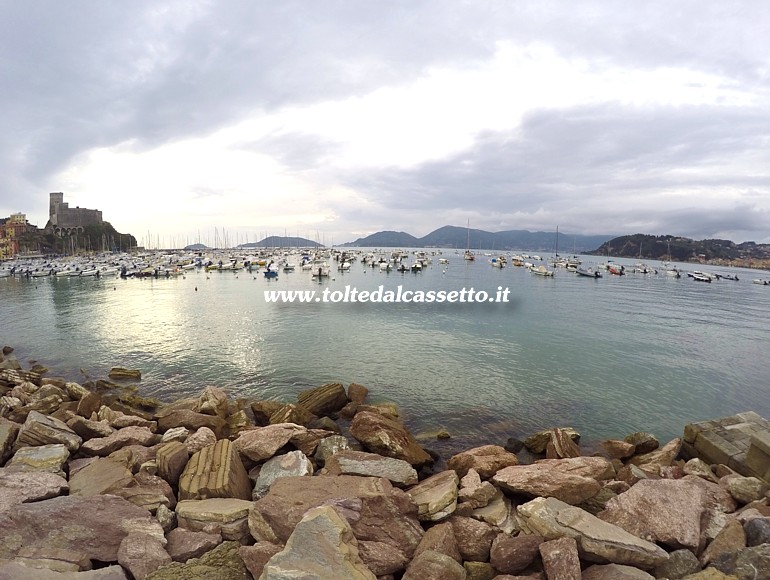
[[48, 192, 103, 235]]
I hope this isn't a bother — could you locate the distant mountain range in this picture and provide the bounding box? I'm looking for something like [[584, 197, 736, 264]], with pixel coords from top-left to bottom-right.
[[238, 236, 322, 249], [343, 225, 611, 252]]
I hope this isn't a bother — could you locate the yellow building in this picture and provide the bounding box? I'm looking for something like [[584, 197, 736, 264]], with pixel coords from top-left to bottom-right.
[[0, 212, 27, 259]]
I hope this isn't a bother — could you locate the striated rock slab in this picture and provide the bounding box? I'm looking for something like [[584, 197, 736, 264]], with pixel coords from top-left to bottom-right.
[[178, 439, 251, 501], [627, 437, 682, 474], [325, 449, 418, 486], [525, 427, 580, 454], [81, 426, 157, 457], [0, 494, 165, 562], [447, 444, 519, 478], [155, 441, 189, 486], [5, 443, 69, 476], [66, 414, 116, 440], [297, 382, 349, 416], [598, 478, 707, 551], [547, 427, 582, 459], [233, 423, 304, 462], [108, 367, 141, 380], [176, 498, 253, 543], [14, 410, 82, 452], [350, 411, 432, 467], [406, 470, 459, 522], [253, 450, 313, 499], [0, 469, 69, 512], [249, 475, 423, 562], [0, 419, 20, 463], [269, 403, 316, 426], [517, 496, 669, 569], [69, 457, 135, 496]]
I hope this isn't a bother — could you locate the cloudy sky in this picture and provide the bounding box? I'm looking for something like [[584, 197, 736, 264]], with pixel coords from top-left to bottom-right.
[[2, 1, 769, 247]]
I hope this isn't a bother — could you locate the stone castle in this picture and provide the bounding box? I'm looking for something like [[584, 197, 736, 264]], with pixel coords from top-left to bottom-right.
[[46, 192, 103, 236]]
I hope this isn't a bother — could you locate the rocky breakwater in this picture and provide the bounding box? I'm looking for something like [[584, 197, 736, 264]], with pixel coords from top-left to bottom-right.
[[2, 346, 770, 579]]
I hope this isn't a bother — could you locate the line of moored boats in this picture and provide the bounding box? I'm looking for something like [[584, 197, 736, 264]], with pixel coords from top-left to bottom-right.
[[1, 248, 768, 286]]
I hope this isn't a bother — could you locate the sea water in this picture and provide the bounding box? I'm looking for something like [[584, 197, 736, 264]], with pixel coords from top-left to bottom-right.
[[2, 251, 769, 453]]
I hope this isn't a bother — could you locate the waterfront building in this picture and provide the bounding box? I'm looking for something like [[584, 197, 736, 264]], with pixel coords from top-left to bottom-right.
[[0, 213, 28, 259]]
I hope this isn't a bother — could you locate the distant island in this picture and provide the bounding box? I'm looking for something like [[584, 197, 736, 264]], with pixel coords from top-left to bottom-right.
[[343, 225, 610, 252], [183, 236, 322, 251], [589, 234, 770, 269]]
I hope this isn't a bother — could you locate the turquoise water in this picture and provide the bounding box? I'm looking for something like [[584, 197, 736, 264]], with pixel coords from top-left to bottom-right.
[[2, 252, 770, 454]]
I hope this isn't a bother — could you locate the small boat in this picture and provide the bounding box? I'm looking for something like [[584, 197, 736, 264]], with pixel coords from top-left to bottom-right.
[[530, 264, 554, 277], [721, 273, 739, 281], [311, 260, 330, 278], [576, 267, 602, 278], [283, 263, 296, 272], [264, 270, 278, 279], [692, 272, 712, 283], [752, 279, 769, 286], [607, 264, 625, 276]]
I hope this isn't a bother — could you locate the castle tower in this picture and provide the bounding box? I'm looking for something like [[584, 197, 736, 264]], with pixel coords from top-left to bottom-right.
[[49, 192, 64, 226]]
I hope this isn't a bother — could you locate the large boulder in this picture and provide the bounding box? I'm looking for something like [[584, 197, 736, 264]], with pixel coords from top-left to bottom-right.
[[261, 505, 376, 579], [253, 450, 313, 499], [349, 411, 432, 467], [0, 469, 69, 512], [406, 470, 459, 522], [80, 426, 157, 456], [14, 410, 82, 452], [4, 443, 69, 476], [297, 382, 349, 416], [69, 457, 135, 496], [324, 449, 418, 486], [598, 478, 708, 552], [447, 444, 519, 478], [492, 457, 612, 504], [517, 496, 669, 569], [178, 439, 251, 501], [175, 498, 253, 543], [0, 494, 165, 562], [249, 475, 423, 571]]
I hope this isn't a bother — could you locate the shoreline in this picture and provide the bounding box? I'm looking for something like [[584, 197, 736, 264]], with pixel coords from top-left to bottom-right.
[[2, 345, 770, 579]]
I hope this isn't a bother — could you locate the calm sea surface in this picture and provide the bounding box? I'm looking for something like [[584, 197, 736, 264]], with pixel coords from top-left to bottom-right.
[[2, 250, 770, 454]]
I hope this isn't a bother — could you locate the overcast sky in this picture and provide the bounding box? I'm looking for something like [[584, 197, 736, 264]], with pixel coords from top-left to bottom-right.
[[2, 1, 769, 247]]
